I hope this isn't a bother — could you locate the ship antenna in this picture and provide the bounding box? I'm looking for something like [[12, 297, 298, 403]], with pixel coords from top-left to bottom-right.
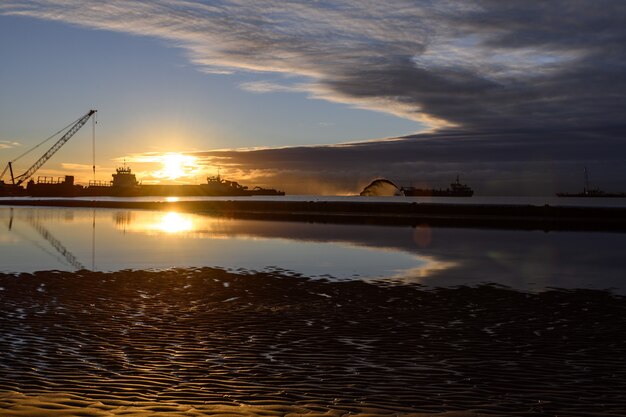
[[584, 166, 589, 194]]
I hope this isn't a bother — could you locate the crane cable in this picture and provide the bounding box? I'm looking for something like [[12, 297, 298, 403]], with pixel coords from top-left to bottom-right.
[[92, 112, 97, 182], [0, 115, 83, 181]]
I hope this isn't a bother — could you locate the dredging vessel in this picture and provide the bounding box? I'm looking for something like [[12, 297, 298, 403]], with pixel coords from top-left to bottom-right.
[[401, 175, 474, 197]]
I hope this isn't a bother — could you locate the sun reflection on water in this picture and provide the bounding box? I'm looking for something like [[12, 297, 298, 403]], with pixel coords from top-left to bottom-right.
[[155, 212, 194, 234], [113, 210, 234, 238], [117, 211, 197, 234]]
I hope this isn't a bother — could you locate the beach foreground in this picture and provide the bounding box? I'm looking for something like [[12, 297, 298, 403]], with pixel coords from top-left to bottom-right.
[[1, 268, 625, 416]]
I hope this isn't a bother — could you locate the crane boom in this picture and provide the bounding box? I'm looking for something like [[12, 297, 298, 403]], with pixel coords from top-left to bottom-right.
[[13, 109, 97, 186]]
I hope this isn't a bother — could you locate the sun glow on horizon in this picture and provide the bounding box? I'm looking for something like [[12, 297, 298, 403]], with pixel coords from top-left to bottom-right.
[[157, 153, 199, 180], [115, 151, 217, 184]]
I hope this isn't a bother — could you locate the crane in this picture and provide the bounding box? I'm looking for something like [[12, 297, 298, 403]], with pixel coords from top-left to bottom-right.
[[1, 109, 97, 186]]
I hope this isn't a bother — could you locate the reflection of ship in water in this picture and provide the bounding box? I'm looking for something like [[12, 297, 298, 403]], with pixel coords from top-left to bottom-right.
[[360, 176, 474, 197], [113, 211, 134, 233], [19, 165, 285, 197]]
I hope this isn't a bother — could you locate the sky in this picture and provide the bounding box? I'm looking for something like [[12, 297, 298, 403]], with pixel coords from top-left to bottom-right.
[[1, 0, 625, 195]]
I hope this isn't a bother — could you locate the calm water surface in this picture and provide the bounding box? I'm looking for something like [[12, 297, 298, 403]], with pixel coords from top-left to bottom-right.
[[1, 206, 625, 292]]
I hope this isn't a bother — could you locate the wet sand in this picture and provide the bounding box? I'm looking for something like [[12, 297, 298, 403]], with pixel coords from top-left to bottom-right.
[[2, 199, 626, 231], [1, 269, 625, 416]]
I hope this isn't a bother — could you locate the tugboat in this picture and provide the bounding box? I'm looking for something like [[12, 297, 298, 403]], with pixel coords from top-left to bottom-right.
[[249, 186, 285, 196], [401, 175, 474, 197], [200, 173, 285, 196], [83, 164, 140, 196], [112, 165, 139, 189], [201, 173, 252, 196]]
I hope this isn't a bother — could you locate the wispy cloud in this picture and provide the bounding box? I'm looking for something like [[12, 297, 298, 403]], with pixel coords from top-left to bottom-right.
[[2, 1, 624, 132], [60, 163, 97, 171], [239, 81, 308, 94], [0, 140, 21, 149]]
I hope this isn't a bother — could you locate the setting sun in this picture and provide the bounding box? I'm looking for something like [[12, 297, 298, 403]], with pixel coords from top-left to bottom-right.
[[158, 153, 198, 180]]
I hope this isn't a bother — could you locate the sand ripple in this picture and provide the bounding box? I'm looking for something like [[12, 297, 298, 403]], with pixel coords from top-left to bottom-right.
[[1, 269, 625, 416]]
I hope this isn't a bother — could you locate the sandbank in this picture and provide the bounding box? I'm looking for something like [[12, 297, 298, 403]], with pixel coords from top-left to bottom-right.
[[1, 268, 625, 415]]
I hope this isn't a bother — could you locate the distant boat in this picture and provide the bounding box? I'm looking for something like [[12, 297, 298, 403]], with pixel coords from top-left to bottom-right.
[[557, 167, 626, 198], [557, 190, 626, 198], [401, 175, 474, 197]]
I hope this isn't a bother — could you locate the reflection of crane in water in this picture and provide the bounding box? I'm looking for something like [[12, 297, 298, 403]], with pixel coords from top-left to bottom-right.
[[6, 209, 86, 270]]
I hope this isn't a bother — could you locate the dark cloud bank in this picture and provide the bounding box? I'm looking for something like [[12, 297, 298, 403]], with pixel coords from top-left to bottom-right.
[[198, 127, 626, 195]]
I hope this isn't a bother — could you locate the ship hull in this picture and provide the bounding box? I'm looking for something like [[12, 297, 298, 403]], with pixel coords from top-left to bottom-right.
[[400, 176, 473, 197], [1, 166, 285, 197], [557, 192, 626, 198], [402, 188, 473, 197], [0, 183, 27, 197], [3, 183, 285, 197]]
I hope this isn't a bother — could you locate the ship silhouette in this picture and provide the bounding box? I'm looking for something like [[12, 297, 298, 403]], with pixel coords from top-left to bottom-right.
[[360, 175, 474, 197], [557, 167, 626, 198], [401, 175, 473, 197], [13, 166, 285, 197]]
